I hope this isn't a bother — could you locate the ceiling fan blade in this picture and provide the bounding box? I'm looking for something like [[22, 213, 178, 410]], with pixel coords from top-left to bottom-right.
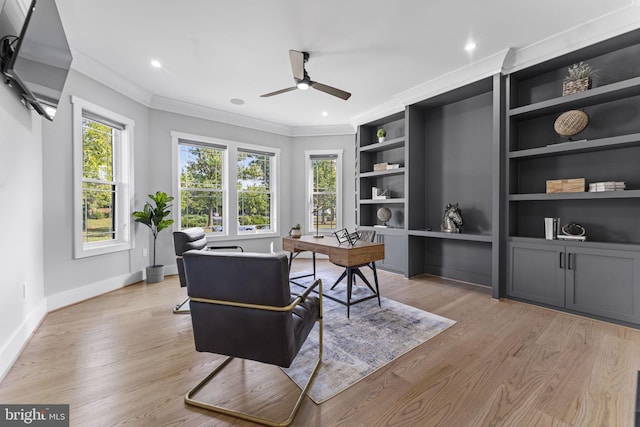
[[311, 81, 352, 100], [289, 50, 305, 80], [260, 86, 298, 97]]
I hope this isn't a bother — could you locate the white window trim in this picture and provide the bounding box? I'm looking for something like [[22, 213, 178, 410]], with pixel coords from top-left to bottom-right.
[[72, 96, 135, 258], [305, 149, 343, 234], [171, 131, 280, 241], [173, 133, 230, 237]]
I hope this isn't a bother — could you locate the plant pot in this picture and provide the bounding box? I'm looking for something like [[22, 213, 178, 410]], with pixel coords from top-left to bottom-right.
[[378, 137, 385, 143], [562, 77, 592, 96], [290, 229, 302, 238], [146, 265, 165, 283]]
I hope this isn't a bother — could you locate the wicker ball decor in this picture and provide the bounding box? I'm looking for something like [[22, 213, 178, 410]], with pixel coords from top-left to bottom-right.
[[554, 110, 589, 137]]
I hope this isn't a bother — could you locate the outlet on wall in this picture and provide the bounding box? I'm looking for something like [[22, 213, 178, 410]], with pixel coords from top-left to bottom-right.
[[142, 248, 148, 257], [22, 283, 26, 299]]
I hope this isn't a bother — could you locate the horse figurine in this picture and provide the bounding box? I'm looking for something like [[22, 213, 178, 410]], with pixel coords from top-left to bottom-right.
[[441, 203, 463, 233]]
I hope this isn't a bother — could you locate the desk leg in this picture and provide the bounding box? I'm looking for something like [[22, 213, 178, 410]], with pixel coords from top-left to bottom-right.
[[312, 252, 316, 279], [371, 262, 381, 307], [347, 267, 353, 319]]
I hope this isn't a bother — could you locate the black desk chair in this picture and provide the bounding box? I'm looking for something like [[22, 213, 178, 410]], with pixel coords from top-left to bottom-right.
[[330, 230, 381, 317], [172, 227, 243, 313], [183, 250, 323, 426]]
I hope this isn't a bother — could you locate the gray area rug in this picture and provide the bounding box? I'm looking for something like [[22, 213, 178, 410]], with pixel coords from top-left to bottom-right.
[[283, 274, 456, 404]]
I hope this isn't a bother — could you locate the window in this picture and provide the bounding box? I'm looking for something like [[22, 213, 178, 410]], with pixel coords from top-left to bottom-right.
[[72, 97, 134, 258], [306, 150, 342, 233], [172, 132, 279, 239], [237, 149, 275, 233], [178, 141, 226, 234]]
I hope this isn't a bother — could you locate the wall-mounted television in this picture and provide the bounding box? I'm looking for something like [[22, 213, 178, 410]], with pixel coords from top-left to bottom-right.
[[1, 0, 72, 121]]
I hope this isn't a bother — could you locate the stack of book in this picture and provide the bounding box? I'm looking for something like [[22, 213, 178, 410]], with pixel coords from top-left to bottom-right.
[[588, 181, 625, 192]]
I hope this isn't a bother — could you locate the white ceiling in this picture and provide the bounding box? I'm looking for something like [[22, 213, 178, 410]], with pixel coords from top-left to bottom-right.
[[52, 0, 639, 132]]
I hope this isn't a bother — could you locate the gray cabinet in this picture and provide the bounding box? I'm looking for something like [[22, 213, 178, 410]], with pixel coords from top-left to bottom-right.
[[566, 247, 640, 324], [507, 241, 565, 307], [508, 240, 640, 324]]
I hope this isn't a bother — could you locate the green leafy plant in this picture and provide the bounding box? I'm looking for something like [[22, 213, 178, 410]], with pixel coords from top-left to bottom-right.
[[291, 223, 301, 230], [133, 191, 174, 267], [376, 128, 387, 138], [564, 61, 597, 82]]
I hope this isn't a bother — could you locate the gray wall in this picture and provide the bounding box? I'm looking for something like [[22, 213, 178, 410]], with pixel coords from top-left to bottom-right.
[[42, 70, 151, 297], [288, 134, 357, 235]]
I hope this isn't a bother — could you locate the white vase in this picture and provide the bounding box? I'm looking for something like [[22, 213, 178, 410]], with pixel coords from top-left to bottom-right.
[[290, 229, 302, 238], [378, 137, 385, 143]]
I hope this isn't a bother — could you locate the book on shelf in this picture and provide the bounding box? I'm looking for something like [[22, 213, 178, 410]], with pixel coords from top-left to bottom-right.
[[588, 181, 626, 192], [556, 234, 587, 241]]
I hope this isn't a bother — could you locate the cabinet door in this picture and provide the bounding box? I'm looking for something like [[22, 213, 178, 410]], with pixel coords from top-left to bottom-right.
[[566, 247, 640, 324], [507, 242, 565, 307], [376, 233, 407, 274]]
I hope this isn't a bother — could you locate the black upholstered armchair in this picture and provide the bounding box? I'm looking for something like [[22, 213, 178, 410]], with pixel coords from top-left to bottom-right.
[[182, 250, 322, 426], [172, 227, 243, 313]]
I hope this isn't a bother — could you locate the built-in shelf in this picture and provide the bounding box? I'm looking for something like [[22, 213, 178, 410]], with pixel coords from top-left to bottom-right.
[[409, 229, 493, 242], [508, 236, 640, 251], [509, 189, 640, 201], [508, 133, 640, 159], [509, 76, 640, 119], [360, 167, 405, 178], [358, 225, 407, 236], [359, 137, 405, 152], [359, 198, 406, 204]]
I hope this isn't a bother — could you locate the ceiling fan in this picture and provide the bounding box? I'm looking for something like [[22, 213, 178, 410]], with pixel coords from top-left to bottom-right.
[[261, 50, 351, 100]]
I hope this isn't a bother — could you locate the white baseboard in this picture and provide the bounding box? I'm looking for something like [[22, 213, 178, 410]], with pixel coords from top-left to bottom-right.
[[47, 271, 144, 312], [0, 300, 47, 382], [1, 264, 176, 381]]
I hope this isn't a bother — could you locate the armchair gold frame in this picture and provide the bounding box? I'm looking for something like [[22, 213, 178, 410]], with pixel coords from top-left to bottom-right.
[[185, 279, 323, 427]]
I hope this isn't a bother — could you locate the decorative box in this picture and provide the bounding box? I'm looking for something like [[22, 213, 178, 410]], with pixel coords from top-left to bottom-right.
[[546, 178, 586, 193]]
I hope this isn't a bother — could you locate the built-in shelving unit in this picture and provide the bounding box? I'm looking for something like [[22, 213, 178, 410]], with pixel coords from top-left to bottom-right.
[[406, 75, 502, 292], [356, 112, 407, 274], [505, 28, 640, 326], [356, 75, 503, 292]]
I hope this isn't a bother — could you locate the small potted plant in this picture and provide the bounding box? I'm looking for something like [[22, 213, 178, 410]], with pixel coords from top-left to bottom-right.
[[377, 128, 386, 143], [133, 191, 174, 283], [290, 223, 302, 238], [563, 61, 597, 96]]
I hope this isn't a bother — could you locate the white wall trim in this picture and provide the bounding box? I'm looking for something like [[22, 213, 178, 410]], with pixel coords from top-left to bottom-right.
[[0, 300, 47, 382], [71, 49, 153, 107], [46, 271, 143, 312]]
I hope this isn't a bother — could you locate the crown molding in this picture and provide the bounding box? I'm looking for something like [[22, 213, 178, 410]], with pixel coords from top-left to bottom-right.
[[504, 4, 640, 74], [349, 99, 405, 128], [395, 48, 513, 108], [70, 48, 153, 107]]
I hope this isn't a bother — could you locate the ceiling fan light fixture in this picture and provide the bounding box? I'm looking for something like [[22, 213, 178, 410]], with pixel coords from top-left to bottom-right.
[[297, 80, 310, 90]]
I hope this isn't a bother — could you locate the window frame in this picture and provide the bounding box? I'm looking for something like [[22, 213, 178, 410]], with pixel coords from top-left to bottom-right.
[[72, 96, 135, 258], [305, 149, 343, 234], [176, 138, 229, 236], [172, 131, 280, 241]]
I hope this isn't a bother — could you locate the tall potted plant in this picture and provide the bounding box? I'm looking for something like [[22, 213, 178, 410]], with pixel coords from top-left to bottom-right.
[[133, 191, 174, 283]]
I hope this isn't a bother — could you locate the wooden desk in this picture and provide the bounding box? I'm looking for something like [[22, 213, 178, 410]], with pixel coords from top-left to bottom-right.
[[283, 235, 385, 317], [282, 235, 384, 266]]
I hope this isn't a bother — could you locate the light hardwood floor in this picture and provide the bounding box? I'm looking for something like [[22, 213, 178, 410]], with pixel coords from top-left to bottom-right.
[[1, 260, 639, 426]]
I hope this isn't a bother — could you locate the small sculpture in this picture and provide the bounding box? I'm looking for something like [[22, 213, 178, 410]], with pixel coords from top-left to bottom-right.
[[377, 207, 392, 226], [441, 203, 463, 233]]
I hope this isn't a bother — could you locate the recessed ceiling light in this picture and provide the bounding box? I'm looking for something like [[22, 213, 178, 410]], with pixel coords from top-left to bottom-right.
[[465, 42, 477, 51], [322, 111, 328, 117], [150, 60, 162, 68], [230, 98, 245, 105]]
